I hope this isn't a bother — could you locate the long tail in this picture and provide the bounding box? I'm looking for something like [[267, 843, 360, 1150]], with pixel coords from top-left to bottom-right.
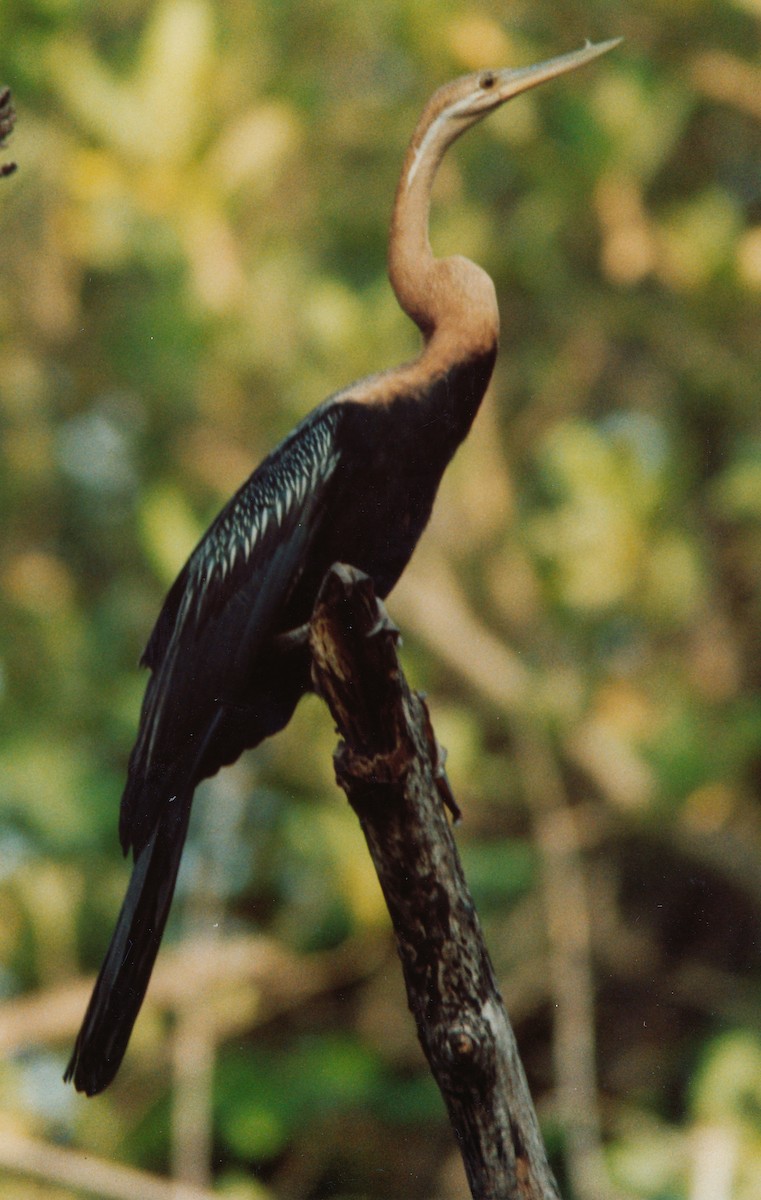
[[64, 796, 191, 1096]]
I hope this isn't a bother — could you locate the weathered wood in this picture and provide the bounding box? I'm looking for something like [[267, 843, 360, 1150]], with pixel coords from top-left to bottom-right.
[[309, 563, 562, 1200]]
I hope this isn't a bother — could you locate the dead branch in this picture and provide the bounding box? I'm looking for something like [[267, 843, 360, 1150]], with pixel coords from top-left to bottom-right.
[[394, 551, 618, 1199], [0, 1129, 235, 1200], [308, 563, 561, 1200], [0, 932, 382, 1057]]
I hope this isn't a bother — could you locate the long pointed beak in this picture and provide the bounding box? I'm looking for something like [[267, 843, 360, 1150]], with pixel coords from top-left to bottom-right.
[[492, 37, 622, 103]]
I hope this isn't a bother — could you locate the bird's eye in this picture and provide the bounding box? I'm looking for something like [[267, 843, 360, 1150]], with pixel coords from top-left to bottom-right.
[[480, 71, 496, 89]]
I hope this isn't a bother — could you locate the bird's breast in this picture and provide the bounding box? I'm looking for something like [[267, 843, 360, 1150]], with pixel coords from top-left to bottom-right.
[[325, 346, 497, 591]]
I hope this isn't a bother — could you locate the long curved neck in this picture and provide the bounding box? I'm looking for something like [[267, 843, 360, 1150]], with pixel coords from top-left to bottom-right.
[[388, 101, 499, 359]]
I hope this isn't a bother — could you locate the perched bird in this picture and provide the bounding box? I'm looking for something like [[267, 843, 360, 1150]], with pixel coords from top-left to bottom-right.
[[66, 38, 619, 1095]]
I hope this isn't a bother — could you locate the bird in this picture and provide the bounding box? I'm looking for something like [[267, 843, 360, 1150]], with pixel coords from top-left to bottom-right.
[[65, 38, 619, 1096]]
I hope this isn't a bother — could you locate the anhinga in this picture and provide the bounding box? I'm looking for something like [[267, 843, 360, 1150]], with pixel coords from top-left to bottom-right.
[[66, 38, 618, 1096]]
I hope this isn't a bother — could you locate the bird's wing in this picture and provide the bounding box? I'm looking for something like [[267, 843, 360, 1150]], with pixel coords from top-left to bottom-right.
[[142, 401, 344, 672], [120, 400, 345, 855]]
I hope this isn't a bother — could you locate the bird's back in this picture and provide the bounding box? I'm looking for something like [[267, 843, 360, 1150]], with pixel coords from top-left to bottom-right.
[[119, 345, 496, 855]]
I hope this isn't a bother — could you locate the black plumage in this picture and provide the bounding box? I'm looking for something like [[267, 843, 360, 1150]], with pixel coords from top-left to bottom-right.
[[66, 40, 616, 1096], [66, 353, 494, 1095]]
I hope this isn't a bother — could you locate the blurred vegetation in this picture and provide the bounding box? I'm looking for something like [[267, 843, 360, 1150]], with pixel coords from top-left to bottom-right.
[[1, 1, 761, 1198]]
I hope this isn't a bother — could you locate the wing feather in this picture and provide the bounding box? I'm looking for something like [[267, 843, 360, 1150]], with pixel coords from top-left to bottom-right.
[[142, 402, 342, 671], [121, 401, 344, 853]]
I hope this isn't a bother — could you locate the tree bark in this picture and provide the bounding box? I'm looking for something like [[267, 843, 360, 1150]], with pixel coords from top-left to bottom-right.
[[308, 563, 562, 1200]]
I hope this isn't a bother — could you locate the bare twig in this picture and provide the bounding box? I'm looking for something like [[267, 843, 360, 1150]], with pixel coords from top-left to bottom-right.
[[394, 554, 534, 715], [0, 933, 382, 1056], [171, 975, 216, 1190], [309, 563, 562, 1200], [0, 1128, 240, 1200], [512, 725, 617, 1200]]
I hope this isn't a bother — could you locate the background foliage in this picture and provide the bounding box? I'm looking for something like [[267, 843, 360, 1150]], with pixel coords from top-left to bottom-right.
[[1, 1, 760, 1198]]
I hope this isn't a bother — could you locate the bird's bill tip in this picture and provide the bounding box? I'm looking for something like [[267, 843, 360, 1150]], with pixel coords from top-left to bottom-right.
[[492, 36, 622, 102]]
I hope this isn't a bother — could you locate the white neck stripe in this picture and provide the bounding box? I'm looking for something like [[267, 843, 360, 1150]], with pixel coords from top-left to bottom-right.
[[405, 92, 476, 189]]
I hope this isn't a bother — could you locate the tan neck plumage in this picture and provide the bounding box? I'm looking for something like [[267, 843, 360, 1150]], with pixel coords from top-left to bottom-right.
[[387, 97, 500, 372]]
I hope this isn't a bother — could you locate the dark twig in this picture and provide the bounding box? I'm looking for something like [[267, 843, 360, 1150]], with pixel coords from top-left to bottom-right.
[[309, 563, 562, 1200], [0, 86, 17, 177]]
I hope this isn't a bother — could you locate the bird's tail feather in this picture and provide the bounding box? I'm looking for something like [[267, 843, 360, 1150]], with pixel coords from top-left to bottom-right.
[[64, 796, 191, 1096]]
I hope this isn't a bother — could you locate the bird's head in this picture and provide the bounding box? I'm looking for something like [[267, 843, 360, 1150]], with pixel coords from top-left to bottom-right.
[[405, 38, 621, 188]]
